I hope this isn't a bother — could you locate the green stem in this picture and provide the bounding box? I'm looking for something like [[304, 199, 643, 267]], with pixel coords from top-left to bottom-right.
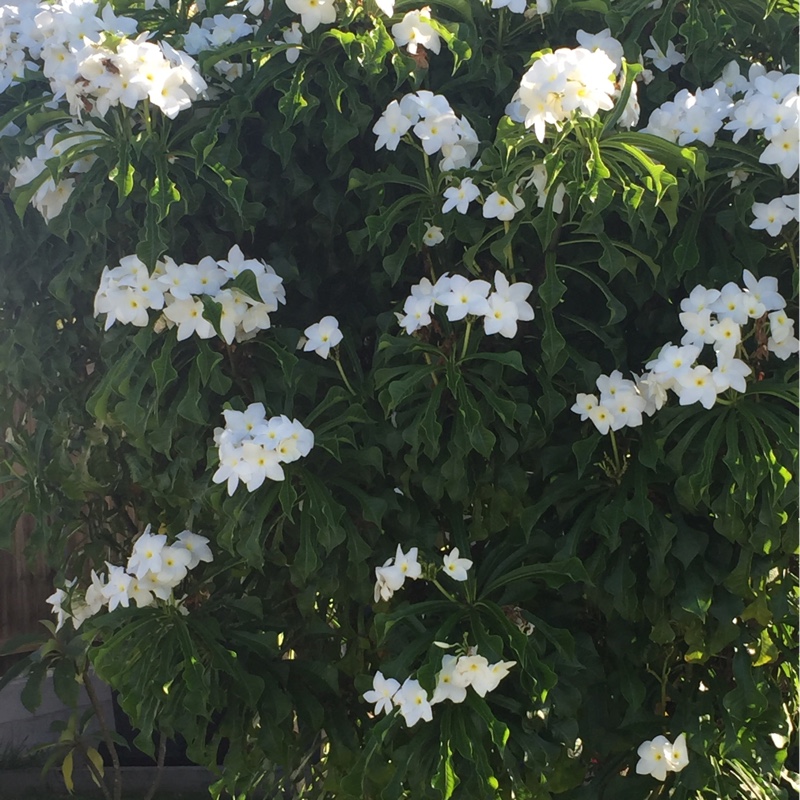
[[143, 97, 153, 138], [503, 220, 515, 275], [609, 428, 622, 473], [422, 149, 434, 194], [432, 578, 457, 603], [461, 318, 473, 360], [333, 353, 356, 395], [423, 353, 439, 386]]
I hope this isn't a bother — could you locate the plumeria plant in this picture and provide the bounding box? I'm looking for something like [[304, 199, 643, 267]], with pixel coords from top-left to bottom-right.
[[0, 0, 797, 799]]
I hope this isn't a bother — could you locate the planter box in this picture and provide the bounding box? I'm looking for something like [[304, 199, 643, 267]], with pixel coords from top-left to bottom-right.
[[0, 671, 114, 750]]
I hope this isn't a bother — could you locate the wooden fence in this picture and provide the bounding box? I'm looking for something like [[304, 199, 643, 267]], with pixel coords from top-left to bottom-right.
[[0, 513, 52, 652]]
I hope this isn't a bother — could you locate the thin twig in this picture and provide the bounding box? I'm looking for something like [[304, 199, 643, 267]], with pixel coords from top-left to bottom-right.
[[83, 667, 123, 800], [143, 732, 167, 800]]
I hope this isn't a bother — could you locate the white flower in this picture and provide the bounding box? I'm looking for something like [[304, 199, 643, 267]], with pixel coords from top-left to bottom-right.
[[423, 223, 444, 247], [303, 316, 343, 359], [482, 188, 525, 221], [742, 270, 786, 312], [646, 343, 701, 380], [454, 655, 494, 696], [438, 275, 491, 321], [282, 23, 303, 64], [491, 0, 526, 14], [101, 564, 133, 612], [127, 529, 168, 579], [394, 544, 422, 580], [644, 37, 685, 72], [493, 271, 534, 322], [155, 545, 193, 585], [710, 283, 749, 325], [712, 353, 751, 393], [373, 100, 415, 151], [431, 655, 467, 704], [175, 531, 214, 569], [442, 548, 472, 581], [398, 295, 433, 334], [587, 404, 614, 435], [760, 127, 799, 178], [571, 393, 598, 421], [635, 735, 672, 781], [162, 297, 216, 340], [636, 734, 689, 781], [483, 294, 521, 338], [363, 671, 400, 715], [391, 8, 441, 56], [680, 285, 720, 314], [750, 197, 794, 236], [709, 317, 742, 357], [286, 0, 337, 32], [394, 678, 433, 726], [675, 366, 719, 409], [768, 310, 794, 343], [484, 660, 516, 694], [442, 177, 481, 214], [374, 561, 404, 602]]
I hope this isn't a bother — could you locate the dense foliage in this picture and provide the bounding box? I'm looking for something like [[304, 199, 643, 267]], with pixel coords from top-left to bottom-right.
[[0, 0, 797, 798]]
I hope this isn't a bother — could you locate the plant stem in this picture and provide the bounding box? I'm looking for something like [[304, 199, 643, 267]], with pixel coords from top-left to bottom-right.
[[77, 741, 112, 800], [423, 352, 439, 386], [333, 352, 356, 395], [432, 578, 457, 603], [609, 429, 622, 473], [143, 733, 167, 800], [461, 318, 473, 360], [83, 667, 122, 800], [503, 220, 515, 275]]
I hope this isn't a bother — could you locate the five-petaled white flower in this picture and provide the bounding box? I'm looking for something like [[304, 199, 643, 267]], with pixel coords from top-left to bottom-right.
[[303, 316, 343, 359], [442, 548, 472, 581], [363, 671, 400, 715]]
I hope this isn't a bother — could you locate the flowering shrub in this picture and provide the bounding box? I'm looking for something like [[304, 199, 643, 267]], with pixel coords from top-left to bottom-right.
[[0, 0, 797, 799]]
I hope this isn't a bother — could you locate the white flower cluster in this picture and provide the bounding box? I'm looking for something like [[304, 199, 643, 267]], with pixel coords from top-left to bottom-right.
[[93, 245, 286, 344], [373, 90, 479, 171], [183, 13, 255, 55], [391, 7, 440, 57], [635, 733, 689, 781], [397, 271, 534, 339], [363, 650, 515, 727], [572, 270, 797, 434], [46, 526, 213, 630], [212, 403, 314, 495], [0, 1, 206, 120], [642, 62, 799, 233], [507, 32, 638, 143], [374, 545, 472, 602], [9, 121, 103, 221]]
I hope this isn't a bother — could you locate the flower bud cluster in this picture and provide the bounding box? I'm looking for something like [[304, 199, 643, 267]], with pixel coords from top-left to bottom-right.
[[397, 270, 534, 339], [635, 733, 689, 782], [46, 526, 212, 630], [93, 245, 286, 344], [374, 545, 472, 602], [212, 403, 314, 495], [572, 270, 797, 434], [363, 649, 515, 727], [373, 90, 479, 170]]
